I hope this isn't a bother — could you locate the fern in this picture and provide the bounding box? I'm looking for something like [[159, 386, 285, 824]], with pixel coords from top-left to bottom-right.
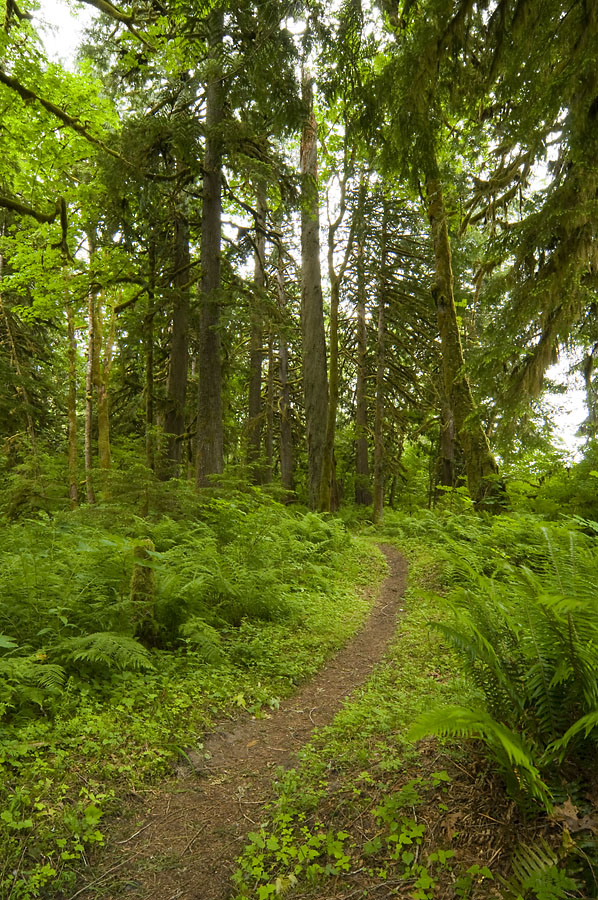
[[409, 706, 552, 806], [56, 632, 153, 672], [500, 838, 578, 900], [548, 710, 598, 762], [0, 656, 65, 719], [179, 618, 225, 664], [0, 634, 18, 649]]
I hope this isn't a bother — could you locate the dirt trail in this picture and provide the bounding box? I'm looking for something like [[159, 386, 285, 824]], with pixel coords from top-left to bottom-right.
[[73, 545, 407, 900]]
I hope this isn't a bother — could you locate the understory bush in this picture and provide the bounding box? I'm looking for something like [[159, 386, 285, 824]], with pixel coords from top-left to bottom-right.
[[399, 510, 598, 821], [0, 489, 348, 720], [0, 487, 381, 898]]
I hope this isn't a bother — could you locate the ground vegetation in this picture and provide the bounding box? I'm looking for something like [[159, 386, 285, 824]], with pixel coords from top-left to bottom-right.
[[1, 0, 598, 897]]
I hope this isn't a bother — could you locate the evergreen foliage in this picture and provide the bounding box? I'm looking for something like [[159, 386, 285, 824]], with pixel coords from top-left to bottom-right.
[[408, 513, 598, 813]]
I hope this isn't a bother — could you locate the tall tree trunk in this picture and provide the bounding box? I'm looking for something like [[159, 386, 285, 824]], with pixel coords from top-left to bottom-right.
[[320, 160, 355, 511], [197, 9, 225, 487], [300, 74, 329, 510], [66, 301, 79, 509], [85, 238, 97, 504], [145, 241, 156, 472], [264, 330, 274, 482], [372, 294, 386, 524], [95, 296, 114, 470], [277, 247, 294, 496], [164, 210, 190, 476], [389, 474, 397, 509], [0, 239, 38, 463], [320, 264, 339, 512], [247, 185, 267, 479], [355, 234, 372, 506], [426, 167, 503, 506], [438, 391, 456, 489]]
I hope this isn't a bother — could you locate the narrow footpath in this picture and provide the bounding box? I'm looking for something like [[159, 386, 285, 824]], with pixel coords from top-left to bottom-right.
[[69, 545, 408, 900]]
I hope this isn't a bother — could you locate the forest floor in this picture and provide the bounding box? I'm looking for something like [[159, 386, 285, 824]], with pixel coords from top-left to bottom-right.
[[65, 545, 409, 900], [60, 539, 555, 900]]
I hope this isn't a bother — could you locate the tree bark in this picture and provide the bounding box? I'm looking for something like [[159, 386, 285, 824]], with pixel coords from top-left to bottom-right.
[[264, 330, 274, 482], [247, 185, 267, 480], [197, 9, 225, 487], [145, 241, 156, 472], [276, 246, 294, 496], [319, 162, 355, 511], [300, 74, 329, 510], [319, 257, 339, 512], [372, 294, 386, 524], [66, 301, 79, 509], [95, 296, 114, 470], [0, 238, 38, 461], [164, 209, 190, 476], [438, 391, 456, 489], [426, 168, 503, 506], [85, 238, 97, 504], [355, 220, 372, 506]]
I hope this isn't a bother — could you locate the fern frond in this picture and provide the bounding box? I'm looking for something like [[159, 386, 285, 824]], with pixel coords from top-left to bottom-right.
[[431, 619, 503, 671], [180, 618, 225, 665], [0, 635, 18, 650], [548, 710, 598, 762], [500, 838, 578, 900], [56, 632, 153, 672], [0, 657, 65, 689], [409, 706, 551, 807]]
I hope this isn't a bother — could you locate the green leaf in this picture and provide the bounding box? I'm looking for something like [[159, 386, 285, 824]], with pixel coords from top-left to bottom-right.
[[0, 635, 18, 649]]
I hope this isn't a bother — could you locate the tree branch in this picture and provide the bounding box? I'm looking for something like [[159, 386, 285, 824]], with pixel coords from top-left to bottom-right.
[[0, 194, 60, 224], [0, 194, 70, 256], [78, 0, 155, 49], [0, 68, 125, 161]]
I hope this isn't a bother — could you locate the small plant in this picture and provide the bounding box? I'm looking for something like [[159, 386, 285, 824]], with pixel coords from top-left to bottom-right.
[[410, 521, 598, 811], [500, 840, 579, 900]]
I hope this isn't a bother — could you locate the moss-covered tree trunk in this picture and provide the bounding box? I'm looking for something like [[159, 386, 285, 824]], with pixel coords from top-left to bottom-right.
[[95, 297, 114, 471], [197, 8, 225, 487], [84, 238, 97, 505], [438, 393, 456, 489], [247, 185, 267, 480], [66, 301, 78, 509], [144, 241, 156, 472], [426, 171, 503, 506], [372, 294, 386, 524], [264, 331, 274, 483], [300, 74, 329, 509], [355, 219, 372, 506], [164, 210, 190, 476], [0, 238, 38, 466], [276, 247, 294, 497]]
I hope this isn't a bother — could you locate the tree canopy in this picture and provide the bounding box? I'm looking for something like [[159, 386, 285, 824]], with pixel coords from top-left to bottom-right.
[[0, 0, 596, 509]]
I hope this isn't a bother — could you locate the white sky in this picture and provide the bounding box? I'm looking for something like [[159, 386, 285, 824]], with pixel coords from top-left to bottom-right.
[[546, 358, 586, 459], [35, 0, 94, 68]]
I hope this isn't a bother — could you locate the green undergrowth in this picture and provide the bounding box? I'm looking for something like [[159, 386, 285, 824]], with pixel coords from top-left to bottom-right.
[[233, 509, 598, 900], [0, 487, 385, 899], [232, 535, 488, 900]]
